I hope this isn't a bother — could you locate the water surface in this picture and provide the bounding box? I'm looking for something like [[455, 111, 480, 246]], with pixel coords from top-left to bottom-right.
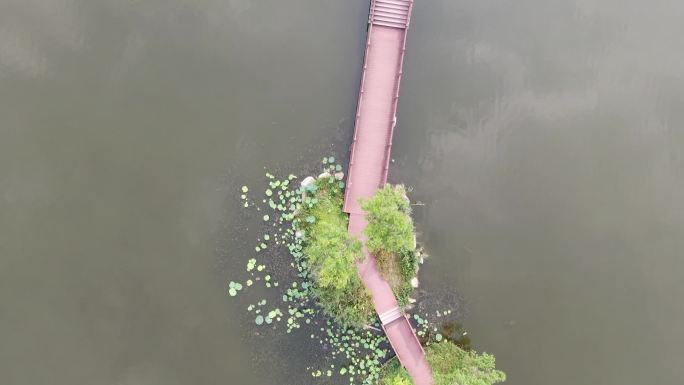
[[1, 1, 683, 385]]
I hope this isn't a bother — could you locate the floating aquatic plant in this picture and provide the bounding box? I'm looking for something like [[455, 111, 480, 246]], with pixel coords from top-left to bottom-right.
[[228, 281, 243, 297], [227, 158, 394, 383]]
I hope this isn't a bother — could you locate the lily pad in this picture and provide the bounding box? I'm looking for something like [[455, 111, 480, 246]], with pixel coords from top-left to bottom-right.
[[241, 186, 249, 193], [255, 315, 264, 325]]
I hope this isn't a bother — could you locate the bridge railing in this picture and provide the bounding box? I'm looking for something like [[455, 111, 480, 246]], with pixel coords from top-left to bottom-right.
[[382, 0, 413, 184]]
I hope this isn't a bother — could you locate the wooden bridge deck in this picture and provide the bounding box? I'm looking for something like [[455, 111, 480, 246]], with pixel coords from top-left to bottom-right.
[[344, 1, 433, 384]]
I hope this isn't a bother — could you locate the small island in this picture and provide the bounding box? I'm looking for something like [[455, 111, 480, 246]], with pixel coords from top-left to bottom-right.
[[230, 157, 506, 385]]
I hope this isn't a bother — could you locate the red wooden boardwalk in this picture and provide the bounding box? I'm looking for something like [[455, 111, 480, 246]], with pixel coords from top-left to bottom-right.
[[344, 1, 433, 384]]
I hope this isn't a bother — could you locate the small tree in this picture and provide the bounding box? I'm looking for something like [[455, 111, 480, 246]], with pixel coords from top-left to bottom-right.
[[361, 185, 414, 255]]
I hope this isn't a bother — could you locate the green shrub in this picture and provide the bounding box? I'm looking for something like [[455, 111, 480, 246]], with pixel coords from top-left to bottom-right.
[[297, 177, 374, 327], [379, 342, 506, 385], [362, 185, 414, 255], [379, 359, 413, 385], [361, 185, 419, 307], [312, 279, 374, 327]]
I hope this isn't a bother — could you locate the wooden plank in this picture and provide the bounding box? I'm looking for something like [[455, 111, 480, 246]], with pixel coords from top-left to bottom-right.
[[343, 2, 433, 383]]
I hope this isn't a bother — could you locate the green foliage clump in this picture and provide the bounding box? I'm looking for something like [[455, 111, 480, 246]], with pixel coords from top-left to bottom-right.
[[381, 368, 413, 385], [361, 185, 420, 307], [297, 177, 374, 327], [362, 185, 414, 254], [379, 342, 506, 385]]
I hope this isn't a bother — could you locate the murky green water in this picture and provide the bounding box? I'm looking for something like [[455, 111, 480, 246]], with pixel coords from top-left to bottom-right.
[[2, 1, 683, 384]]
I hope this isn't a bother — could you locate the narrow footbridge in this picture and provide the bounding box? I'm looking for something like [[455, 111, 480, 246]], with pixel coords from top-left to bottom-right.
[[344, 1, 433, 384]]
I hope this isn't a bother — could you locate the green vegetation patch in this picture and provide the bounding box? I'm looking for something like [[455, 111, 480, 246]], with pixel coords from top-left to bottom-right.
[[361, 185, 421, 307], [229, 159, 389, 384], [296, 175, 374, 327], [229, 156, 505, 385], [379, 341, 506, 385]]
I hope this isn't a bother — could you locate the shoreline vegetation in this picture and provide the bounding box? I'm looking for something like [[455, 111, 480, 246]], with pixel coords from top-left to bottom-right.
[[361, 185, 422, 309], [379, 342, 506, 385], [230, 156, 506, 385], [296, 172, 374, 327]]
